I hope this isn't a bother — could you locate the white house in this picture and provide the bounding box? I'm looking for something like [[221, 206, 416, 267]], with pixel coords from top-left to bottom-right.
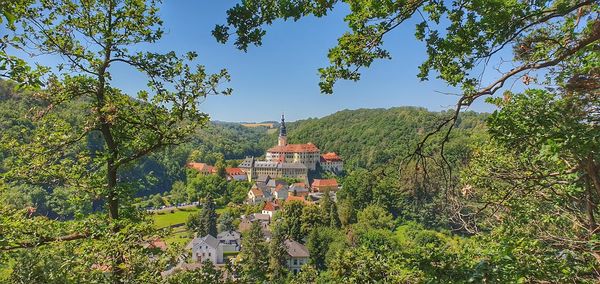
[[273, 184, 288, 200], [188, 235, 221, 264], [247, 182, 271, 204], [217, 230, 241, 253], [319, 152, 343, 173], [284, 239, 310, 273], [261, 201, 280, 218]]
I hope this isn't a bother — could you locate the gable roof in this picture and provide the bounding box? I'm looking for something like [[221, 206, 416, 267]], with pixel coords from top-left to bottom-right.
[[263, 201, 280, 212], [274, 184, 288, 193], [284, 239, 310, 258], [312, 178, 339, 188], [292, 182, 307, 188], [200, 234, 219, 248], [187, 234, 219, 250], [217, 230, 241, 241], [250, 188, 264, 197], [226, 167, 246, 176], [187, 162, 215, 173], [289, 184, 309, 192], [320, 152, 342, 162]]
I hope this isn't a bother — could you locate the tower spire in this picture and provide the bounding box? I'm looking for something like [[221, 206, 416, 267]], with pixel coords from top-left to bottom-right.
[[279, 113, 287, 137], [278, 113, 287, 146]]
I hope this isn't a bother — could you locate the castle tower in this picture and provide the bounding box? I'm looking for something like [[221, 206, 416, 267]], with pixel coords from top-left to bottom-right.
[[278, 113, 287, 147]]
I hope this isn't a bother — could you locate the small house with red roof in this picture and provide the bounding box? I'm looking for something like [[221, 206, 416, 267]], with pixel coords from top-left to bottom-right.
[[261, 201, 280, 217], [273, 184, 288, 200], [187, 162, 216, 175], [225, 167, 248, 181], [311, 178, 339, 193], [320, 152, 343, 173]]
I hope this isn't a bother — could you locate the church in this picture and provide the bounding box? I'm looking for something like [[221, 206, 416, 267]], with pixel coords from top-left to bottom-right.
[[265, 115, 321, 170], [239, 114, 342, 182]]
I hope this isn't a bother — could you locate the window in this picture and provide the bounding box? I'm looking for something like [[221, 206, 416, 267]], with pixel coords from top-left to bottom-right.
[[293, 259, 298, 265], [208, 252, 211, 257]]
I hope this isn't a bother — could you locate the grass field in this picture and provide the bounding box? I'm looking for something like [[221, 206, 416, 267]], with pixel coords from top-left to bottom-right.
[[151, 206, 227, 247], [152, 208, 199, 229]]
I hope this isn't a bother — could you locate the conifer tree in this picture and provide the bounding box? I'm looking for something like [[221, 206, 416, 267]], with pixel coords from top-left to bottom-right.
[[238, 221, 268, 282], [201, 195, 218, 237], [268, 223, 289, 282]]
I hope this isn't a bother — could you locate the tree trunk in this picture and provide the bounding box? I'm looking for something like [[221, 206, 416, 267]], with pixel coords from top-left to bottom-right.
[[107, 165, 118, 220]]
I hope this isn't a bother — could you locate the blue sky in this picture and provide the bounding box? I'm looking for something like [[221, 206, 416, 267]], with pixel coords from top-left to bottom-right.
[[24, 1, 522, 122]]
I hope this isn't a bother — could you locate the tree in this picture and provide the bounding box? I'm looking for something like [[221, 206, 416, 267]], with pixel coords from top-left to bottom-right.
[[356, 205, 395, 231], [319, 189, 332, 224], [329, 201, 340, 228], [238, 221, 268, 282], [0, 0, 46, 86], [268, 223, 289, 282], [150, 194, 164, 209], [460, 88, 600, 269], [306, 227, 343, 271], [169, 181, 187, 205], [337, 199, 355, 227], [201, 196, 218, 237], [166, 259, 223, 284], [1, 5, 231, 279], [214, 0, 599, 144], [217, 211, 236, 233], [280, 200, 305, 241], [300, 205, 321, 236], [319, 189, 340, 228], [188, 196, 218, 237], [289, 265, 319, 284]]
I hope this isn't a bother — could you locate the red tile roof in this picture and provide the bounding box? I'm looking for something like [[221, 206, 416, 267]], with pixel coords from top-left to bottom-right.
[[311, 179, 339, 188], [251, 188, 264, 197], [321, 152, 342, 162], [267, 143, 320, 153], [187, 162, 216, 173], [226, 167, 246, 176], [286, 195, 306, 203], [263, 201, 280, 212]]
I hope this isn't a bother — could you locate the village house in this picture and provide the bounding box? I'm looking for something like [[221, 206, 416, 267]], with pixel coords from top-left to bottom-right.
[[247, 182, 271, 204], [273, 184, 288, 200], [261, 201, 280, 218], [284, 239, 310, 273], [225, 167, 247, 181], [289, 183, 310, 197], [216, 230, 241, 254], [187, 231, 242, 265], [320, 152, 343, 173], [239, 213, 272, 240], [311, 178, 339, 193], [186, 162, 216, 175], [188, 235, 221, 264]]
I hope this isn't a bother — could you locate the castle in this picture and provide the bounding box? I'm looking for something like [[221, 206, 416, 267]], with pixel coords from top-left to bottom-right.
[[239, 114, 342, 182]]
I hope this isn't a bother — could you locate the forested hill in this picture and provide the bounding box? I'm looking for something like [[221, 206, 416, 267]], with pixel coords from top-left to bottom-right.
[[283, 107, 488, 168], [1, 80, 486, 193]]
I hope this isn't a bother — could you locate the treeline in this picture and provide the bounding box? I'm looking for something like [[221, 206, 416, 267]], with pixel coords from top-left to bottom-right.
[[0, 80, 270, 218], [286, 107, 487, 168]]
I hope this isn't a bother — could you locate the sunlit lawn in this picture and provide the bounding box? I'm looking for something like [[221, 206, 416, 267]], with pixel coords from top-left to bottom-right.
[[152, 208, 199, 229], [163, 228, 192, 247], [151, 206, 228, 247]]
